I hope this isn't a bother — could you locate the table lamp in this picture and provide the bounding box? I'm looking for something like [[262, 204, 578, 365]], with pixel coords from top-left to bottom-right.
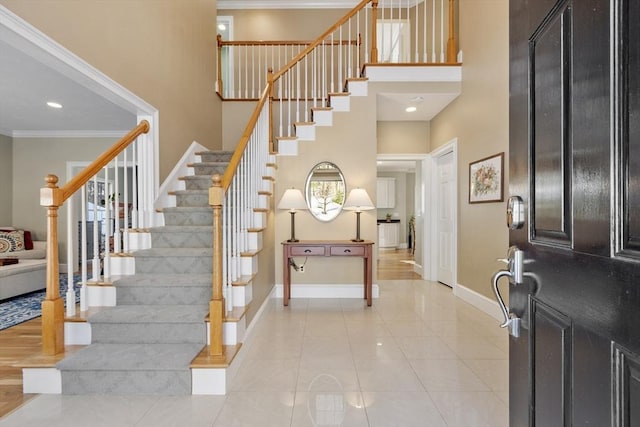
[[343, 188, 374, 242], [277, 188, 308, 242]]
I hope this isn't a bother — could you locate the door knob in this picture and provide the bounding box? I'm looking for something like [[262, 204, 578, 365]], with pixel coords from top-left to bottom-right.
[[492, 246, 524, 337]]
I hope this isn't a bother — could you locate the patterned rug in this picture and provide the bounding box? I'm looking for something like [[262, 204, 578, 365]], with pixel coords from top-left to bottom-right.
[[0, 273, 81, 331]]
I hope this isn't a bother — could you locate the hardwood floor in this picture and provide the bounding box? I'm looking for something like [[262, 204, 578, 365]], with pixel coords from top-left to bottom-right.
[[377, 248, 422, 280], [0, 317, 41, 418], [0, 248, 421, 419]]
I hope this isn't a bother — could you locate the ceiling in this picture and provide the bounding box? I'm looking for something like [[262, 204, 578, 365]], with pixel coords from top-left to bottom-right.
[[0, 38, 136, 137]]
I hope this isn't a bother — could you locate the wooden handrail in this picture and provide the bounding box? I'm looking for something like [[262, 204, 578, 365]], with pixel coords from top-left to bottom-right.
[[220, 86, 271, 191], [61, 120, 150, 201], [218, 38, 361, 47], [272, 0, 372, 81], [39, 120, 150, 355]]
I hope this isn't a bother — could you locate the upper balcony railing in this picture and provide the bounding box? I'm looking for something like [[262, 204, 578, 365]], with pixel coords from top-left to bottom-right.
[[216, 0, 458, 101]]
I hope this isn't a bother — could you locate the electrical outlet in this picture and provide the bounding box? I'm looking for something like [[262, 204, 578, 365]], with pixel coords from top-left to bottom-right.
[[299, 265, 305, 273]]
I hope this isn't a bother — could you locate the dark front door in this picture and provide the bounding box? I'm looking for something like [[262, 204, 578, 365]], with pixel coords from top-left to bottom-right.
[[509, 0, 640, 425]]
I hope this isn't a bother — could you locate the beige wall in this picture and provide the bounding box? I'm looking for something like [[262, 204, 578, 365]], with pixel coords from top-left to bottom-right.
[[377, 121, 430, 154], [430, 0, 509, 300], [275, 95, 377, 286], [0, 134, 12, 225], [12, 137, 116, 260], [222, 101, 257, 151], [1, 0, 222, 182], [220, 9, 345, 40]]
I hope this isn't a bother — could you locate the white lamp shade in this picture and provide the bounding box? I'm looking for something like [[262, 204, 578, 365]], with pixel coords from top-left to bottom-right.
[[277, 188, 308, 211], [343, 188, 375, 212]]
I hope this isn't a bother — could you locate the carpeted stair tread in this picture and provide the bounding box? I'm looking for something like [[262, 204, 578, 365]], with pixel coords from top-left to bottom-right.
[[57, 343, 203, 371], [134, 248, 213, 257], [148, 225, 212, 233], [114, 274, 211, 287], [170, 189, 209, 196], [88, 304, 208, 324], [160, 206, 212, 213]]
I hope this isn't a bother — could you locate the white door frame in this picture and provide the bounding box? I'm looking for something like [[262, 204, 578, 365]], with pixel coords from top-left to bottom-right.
[[377, 153, 429, 276], [427, 138, 458, 290]]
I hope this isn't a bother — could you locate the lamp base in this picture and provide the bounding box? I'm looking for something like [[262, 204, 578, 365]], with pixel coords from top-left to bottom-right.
[[286, 238, 299, 242], [351, 238, 364, 242]]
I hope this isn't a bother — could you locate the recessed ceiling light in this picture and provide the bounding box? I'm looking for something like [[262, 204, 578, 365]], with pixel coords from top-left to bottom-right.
[[218, 24, 227, 31], [47, 101, 63, 109], [405, 106, 417, 113]]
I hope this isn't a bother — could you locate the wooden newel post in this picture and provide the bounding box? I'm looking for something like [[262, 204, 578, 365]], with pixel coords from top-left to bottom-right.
[[371, 0, 378, 64], [267, 68, 274, 153], [40, 174, 64, 355], [446, 0, 457, 63], [209, 174, 224, 356], [217, 34, 224, 96]]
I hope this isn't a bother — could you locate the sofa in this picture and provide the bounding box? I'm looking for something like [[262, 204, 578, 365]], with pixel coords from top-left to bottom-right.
[[0, 228, 47, 300]]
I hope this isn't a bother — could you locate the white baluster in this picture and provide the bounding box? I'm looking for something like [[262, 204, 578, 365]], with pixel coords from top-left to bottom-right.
[[432, 0, 436, 62], [114, 155, 121, 253], [92, 175, 100, 282], [440, 0, 444, 62], [131, 137, 138, 229], [66, 193, 75, 317], [424, 0, 428, 62], [104, 167, 110, 279], [123, 146, 129, 252], [80, 185, 88, 311]]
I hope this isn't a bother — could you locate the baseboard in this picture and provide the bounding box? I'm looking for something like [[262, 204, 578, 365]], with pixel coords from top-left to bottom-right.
[[454, 283, 503, 322], [413, 263, 423, 276], [273, 283, 380, 299], [23, 368, 61, 394]]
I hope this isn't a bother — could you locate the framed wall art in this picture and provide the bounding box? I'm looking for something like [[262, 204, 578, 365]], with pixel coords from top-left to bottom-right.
[[469, 152, 504, 204]]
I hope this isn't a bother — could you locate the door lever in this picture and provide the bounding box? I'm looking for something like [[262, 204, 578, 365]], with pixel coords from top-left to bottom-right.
[[492, 246, 524, 337]]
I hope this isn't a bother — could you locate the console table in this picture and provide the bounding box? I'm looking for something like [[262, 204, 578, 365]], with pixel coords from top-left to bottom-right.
[[282, 240, 374, 306]]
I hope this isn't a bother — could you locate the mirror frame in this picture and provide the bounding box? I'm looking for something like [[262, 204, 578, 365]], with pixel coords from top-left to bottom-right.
[[304, 162, 346, 222]]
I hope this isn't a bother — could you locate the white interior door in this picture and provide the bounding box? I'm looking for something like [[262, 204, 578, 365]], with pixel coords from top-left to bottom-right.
[[436, 151, 454, 286]]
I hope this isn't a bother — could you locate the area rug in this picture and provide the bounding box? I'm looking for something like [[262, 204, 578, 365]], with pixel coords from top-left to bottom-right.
[[0, 273, 81, 331]]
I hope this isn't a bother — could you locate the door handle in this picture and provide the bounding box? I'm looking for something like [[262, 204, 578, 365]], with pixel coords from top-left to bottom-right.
[[492, 245, 524, 337]]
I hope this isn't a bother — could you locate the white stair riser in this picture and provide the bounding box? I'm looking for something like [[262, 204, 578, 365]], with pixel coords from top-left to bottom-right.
[[294, 124, 316, 141], [253, 212, 266, 229], [192, 368, 228, 395], [128, 232, 152, 251], [347, 80, 368, 96], [87, 285, 117, 307], [330, 95, 350, 112], [233, 283, 253, 307], [313, 110, 333, 126], [241, 255, 257, 276], [23, 368, 61, 394], [64, 322, 92, 345], [258, 194, 269, 209], [109, 256, 135, 275], [248, 232, 262, 251]]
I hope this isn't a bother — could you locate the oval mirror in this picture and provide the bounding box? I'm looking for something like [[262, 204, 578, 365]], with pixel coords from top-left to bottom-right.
[[305, 162, 346, 222]]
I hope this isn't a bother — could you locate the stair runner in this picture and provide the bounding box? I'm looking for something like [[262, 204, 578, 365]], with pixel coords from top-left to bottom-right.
[[56, 151, 232, 395]]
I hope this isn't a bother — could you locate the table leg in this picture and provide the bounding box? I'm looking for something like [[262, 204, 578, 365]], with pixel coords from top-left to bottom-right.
[[283, 255, 290, 306]]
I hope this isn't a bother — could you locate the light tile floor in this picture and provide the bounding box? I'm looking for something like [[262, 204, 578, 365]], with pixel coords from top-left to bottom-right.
[[0, 280, 508, 427]]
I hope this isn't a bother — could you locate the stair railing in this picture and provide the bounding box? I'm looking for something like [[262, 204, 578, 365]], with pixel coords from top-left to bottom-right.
[[217, 35, 362, 100], [216, 0, 458, 102], [40, 120, 151, 355], [209, 87, 271, 356], [208, 0, 459, 356]]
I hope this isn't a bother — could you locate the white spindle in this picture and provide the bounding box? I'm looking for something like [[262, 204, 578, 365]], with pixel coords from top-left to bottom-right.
[[304, 54, 309, 121], [92, 175, 100, 281], [66, 193, 75, 317], [440, 0, 444, 62], [252, 45, 256, 98], [365, 5, 369, 63], [80, 185, 88, 311], [114, 155, 120, 253], [432, 0, 436, 62], [244, 46, 248, 98], [424, 0, 428, 62], [123, 146, 129, 252], [104, 167, 110, 279], [131, 138, 138, 229]]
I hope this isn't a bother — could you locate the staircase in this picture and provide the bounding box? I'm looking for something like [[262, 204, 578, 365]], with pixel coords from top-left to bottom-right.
[[56, 151, 234, 395]]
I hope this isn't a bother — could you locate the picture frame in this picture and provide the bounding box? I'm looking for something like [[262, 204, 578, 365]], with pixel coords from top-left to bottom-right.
[[469, 152, 504, 204]]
